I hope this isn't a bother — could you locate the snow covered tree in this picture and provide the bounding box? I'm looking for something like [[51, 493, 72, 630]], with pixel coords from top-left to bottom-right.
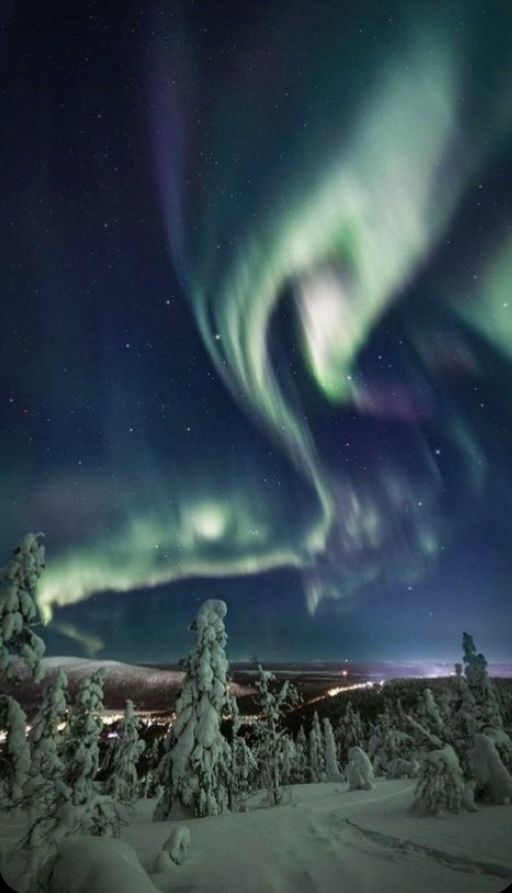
[[417, 688, 445, 735], [253, 665, 299, 806], [64, 669, 104, 801], [225, 692, 256, 812], [323, 718, 342, 781], [0, 532, 46, 683], [142, 735, 164, 798], [21, 671, 122, 890], [414, 744, 475, 816], [0, 696, 30, 807], [155, 600, 231, 819], [24, 668, 68, 816], [308, 711, 325, 782], [335, 701, 364, 766], [462, 633, 503, 732], [280, 734, 297, 786], [347, 746, 374, 791], [370, 707, 412, 773], [292, 725, 308, 783], [469, 733, 512, 805], [104, 700, 145, 805]]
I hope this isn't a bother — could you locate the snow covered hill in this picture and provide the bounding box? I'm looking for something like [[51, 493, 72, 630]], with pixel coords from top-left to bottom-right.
[[3, 657, 249, 716]]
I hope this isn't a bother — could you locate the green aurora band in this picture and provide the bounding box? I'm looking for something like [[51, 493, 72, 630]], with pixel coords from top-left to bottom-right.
[[36, 5, 512, 646]]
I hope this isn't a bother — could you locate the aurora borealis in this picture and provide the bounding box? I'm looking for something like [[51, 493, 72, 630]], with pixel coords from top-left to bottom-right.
[[2, 0, 512, 662]]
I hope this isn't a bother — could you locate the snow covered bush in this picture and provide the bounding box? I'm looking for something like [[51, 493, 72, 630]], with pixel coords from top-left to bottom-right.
[[155, 599, 231, 819], [469, 733, 512, 805], [414, 744, 475, 816], [347, 746, 374, 791], [0, 532, 46, 682], [160, 825, 192, 866], [104, 699, 145, 805]]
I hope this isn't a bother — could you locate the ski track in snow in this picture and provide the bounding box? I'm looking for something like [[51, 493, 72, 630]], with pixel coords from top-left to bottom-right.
[[310, 814, 512, 882]]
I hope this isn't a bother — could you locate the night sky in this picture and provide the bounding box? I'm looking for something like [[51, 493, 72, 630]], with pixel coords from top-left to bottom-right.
[[2, 0, 512, 664]]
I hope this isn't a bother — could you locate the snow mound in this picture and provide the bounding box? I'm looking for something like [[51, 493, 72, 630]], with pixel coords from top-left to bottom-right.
[[46, 836, 159, 893]]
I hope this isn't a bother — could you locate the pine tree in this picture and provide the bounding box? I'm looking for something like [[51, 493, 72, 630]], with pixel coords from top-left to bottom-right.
[[309, 711, 325, 782], [105, 700, 145, 805], [155, 600, 231, 819], [0, 533, 46, 683], [323, 717, 342, 781]]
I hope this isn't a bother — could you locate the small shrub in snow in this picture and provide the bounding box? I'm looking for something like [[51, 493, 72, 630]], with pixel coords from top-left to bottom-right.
[[164, 825, 192, 864], [0, 533, 46, 683], [414, 744, 475, 816], [469, 733, 512, 805], [347, 746, 374, 791]]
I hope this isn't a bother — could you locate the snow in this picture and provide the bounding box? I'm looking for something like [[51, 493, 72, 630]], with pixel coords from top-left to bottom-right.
[[1, 779, 511, 891]]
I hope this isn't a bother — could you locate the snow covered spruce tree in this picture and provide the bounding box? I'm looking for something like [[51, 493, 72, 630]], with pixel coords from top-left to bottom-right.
[[24, 668, 68, 816], [253, 665, 299, 806], [292, 724, 308, 783], [309, 711, 325, 782], [0, 696, 31, 808], [414, 744, 475, 816], [323, 717, 343, 781], [155, 600, 232, 819], [347, 745, 375, 791], [469, 732, 512, 805], [21, 667, 123, 888], [225, 691, 256, 812], [335, 701, 364, 767], [369, 706, 411, 774], [104, 699, 146, 805], [462, 632, 504, 733], [0, 532, 46, 683]]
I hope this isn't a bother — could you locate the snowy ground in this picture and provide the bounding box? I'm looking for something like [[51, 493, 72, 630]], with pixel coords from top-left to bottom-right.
[[1, 780, 511, 892]]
